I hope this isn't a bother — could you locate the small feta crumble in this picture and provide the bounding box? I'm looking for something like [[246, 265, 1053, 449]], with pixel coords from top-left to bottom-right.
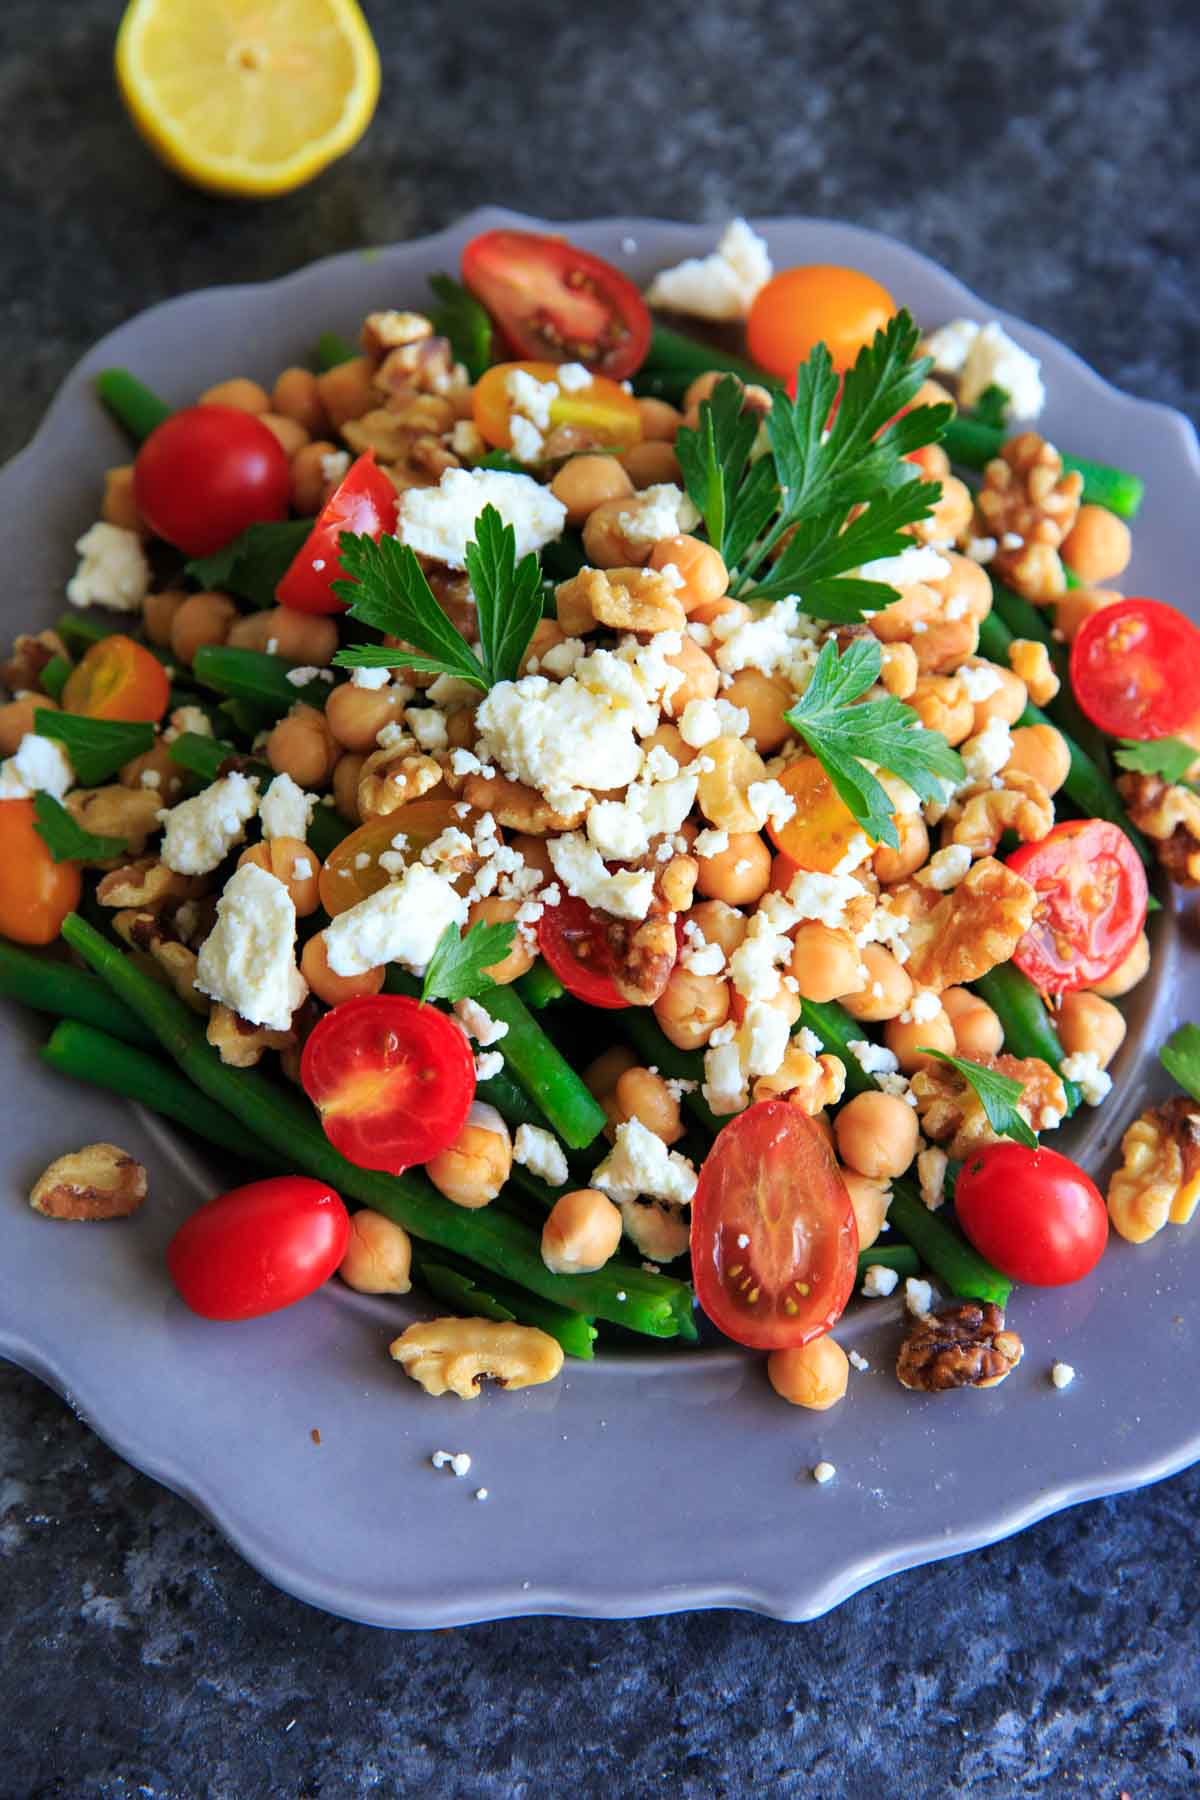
[[645, 218, 773, 322], [1039, 1105, 1064, 1132], [505, 367, 557, 429], [680, 935, 725, 977], [961, 717, 1013, 784], [678, 696, 724, 748], [164, 705, 213, 743], [454, 997, 509, 1047], [795, 1028, 824, 1059], [556, 361, 593, 393], [701, 1041, 748, 1117], [905, 1278, 934, 1317], [847, 1039, 900, 1078], [324, 863, 468, 977], [915, 844, 972, 891], [508, 414, 545, 463], [513, 1124, 570, 1188], [857, 545, 951, 586], [194, 863, 305, 1030], [159, 772, 259, 875], [139, 768, 161, 790], [395, 467, 566, 569], [917, 1146, 948, 1213], [406, 706, 449, 751], [548, 833, 655, 921], [376, 721, 411, 752], [955, 661, 1004, 703], [746, 777, 796, 832], [285, 665, 333, 688], [958, 321, 1045, 420], [477, 662, 650, 815], [811, 1461, 837, 1486], [783, 867, 868, 930], [693, 827, 730, 860], [862, 1263, 899, 1299], [1060, 1051, 1113, 1107], [944, 594, 969, 621], [922, 318, 980, 376], [539, 636, 587, 679], [592, 1117, 698, 1207], [848, 1350, 870, 1373], [966, 536, 997, 564], [351, 665, 391, 691], [0, 733, 74, 800], [259, 773, 316, 842], [320, 449, 351, 486], [1050, 1362, 1076, 1390], [66, 522, 151, 612], [430, 1449, 472, 1477], [474, 1488, 489, 1502], [292, 857, 313, 881], [475, 1050, 504, 1082], [899, 989, 942, 1025], [1001, 531, 1025, 551], [615, 483, 700, 549]]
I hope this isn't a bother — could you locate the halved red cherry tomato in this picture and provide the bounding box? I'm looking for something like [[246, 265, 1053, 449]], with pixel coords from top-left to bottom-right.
[[61, 634, 170, 723], [166, 1176, 349, 1321], [0, 798, 82, 944], [1007, 818, 1147, 994], [1070, 597, 1200, 740], [748, 265, 896, 379], [473, 360, 642, 455], [276, 451, 398, 615], [955, 1143, 1107, 1285], [691, 1101, 858, 1350], [462, 230, 652, 381], [301, 994, 476, 1172], [319, 797, 484, 918], [134, 404, 290, 556], [536, 894, 631, 1010]]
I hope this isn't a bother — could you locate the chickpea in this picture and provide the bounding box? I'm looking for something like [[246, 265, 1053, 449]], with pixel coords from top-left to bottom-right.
[[612, 1067, 684, 1144], [835, 1090, 920, 1180], [941, 986, 1004, 1059], [967, 661, 1027, 730], [256, 411, 310, 458], [581, 496, 648, 568], [1061, 504, 1132, 585], [640, 721, 697, 766], [840, 944, 913, 1022], [682, 371, 725, 413], [635, 397, 683, 440], [922, 474, 974, 543], [648, 533, 728, 612], [584, 1045, 638, 1100], [118, 740, 185, 803], [170, 591, 237, 666], [301, 931, 384, 1005], [0, 695, 51, 755], [331, 751, 365, 822], [315, 355, 374, 429], [912, 612, 979, 675], [550, 454, 634, 528], [619, 441, 682, 487], [884, 1004, 956, 1073], [1089, 930, 1150, 998], [926, 553, 993, 624], [290, 440, 342, 515], [267, 704, 338, 788], [518, 618, 566, 676], [467, 897, 534, 983], [686, 899, 748, 959], [143, 588, 187, 649], [541, 1189, 623, 1276], [1054, 585, 1122, 644], [199, 376, 270, 412], [1006, 722, 1071, 795], [870, 582, 937, 643], [101, 465, 143, 533], [272, 366, 329, 437], [908, 674, 975, 745], [1057, 990, 1127, 1069], [789, 923, 863, 1003], [872, 812, 930, 884], [323, 682, 406, 752], [690, 594, 748, 630], [660, 636, 721, 719], [842, 1170, 890, 1250], [694, 831, 771, 905], [653, 967, 730, 1050], [767, 1336, 849, 1410], [426, 1102, 512, 1209], [238, 836, 321, 915], [720, 668, 792, 752], [338, 1209, 412, 1294], [227, 605, 339, 666], [731, 981, 801, 1032]]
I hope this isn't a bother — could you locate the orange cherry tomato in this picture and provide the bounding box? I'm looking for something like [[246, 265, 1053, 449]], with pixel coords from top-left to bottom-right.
[[319, 796, 485, 918], [747, 265, 896, 379], [472, 361, 642, 454], [62, 634, 170, 723], [767, 755, 870, 872], [0, 798, 82, 944]]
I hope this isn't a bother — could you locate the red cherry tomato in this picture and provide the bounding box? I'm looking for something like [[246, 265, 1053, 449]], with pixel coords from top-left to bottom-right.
[[748, 265, 896, 379], [461, 230, 652, 381], [166, 1176, 350, 1321], [276, 451, 398, 615], [955, 1142, 1108, 1285], [134, 405, 291, 556], [300, 994, 476, 1172], [536, 895, 632, 1010], [61, 634, 170, 723], [1007, 818, 1147, 994], [0, 798, 81, 944], [690, 1101, 859, 1350], [1070, 597, 1200, 740]]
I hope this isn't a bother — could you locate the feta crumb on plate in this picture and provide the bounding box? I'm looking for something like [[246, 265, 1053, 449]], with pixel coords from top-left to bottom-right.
[[811, 1461, 837, 1485], [1050, 1362, 1076, 1390]]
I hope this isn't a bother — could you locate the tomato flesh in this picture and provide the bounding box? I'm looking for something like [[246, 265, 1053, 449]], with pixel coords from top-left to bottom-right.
[[767, 755, 870, 871], [319, 797, 484, 918], [473, 360, 642, 455], [0, 798, 82, 944], [134, 404, 291, 557], [955, 1143, 1108, 1285], [462, 230, 652, 381], [166, 1176, 349, 1321], [691, 1101, 858, 1350], [277, 451, 398, 615], [1007, 818, 1147, 995], [1070, 597, 1200, 740], [61, 634, 170, 723], [301, 994, 476, 1172], [748, 265, 896, 379], [537, 894, 631, 1009]]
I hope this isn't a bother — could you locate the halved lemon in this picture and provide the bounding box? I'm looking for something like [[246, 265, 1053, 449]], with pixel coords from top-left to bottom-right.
[[115, 0, 380, 198]]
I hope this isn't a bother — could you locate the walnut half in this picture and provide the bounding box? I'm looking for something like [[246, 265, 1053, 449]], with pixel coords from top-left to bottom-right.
[[912, 1054, 1066, 1159], [1107, 1097, 1200, 1244], [390, 1317, 564, 1400], [30, 1144, 147, 1221], [896, 1301, 1024, 1392], [1117, 770, 1200, 887], [896, 856, 1038, 992]]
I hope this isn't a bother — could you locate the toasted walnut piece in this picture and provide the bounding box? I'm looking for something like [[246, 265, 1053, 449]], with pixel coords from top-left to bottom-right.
[[1108, 1098, 1200, 1242], [1008, 638, 1060, 706], [96, 858, 205, 910], [341, 404, 449, 463], [30, 1144, 147, 1221], [389, 1317, 564, 1400], [616, 1196, 691, 1263], [66, 785, 163, 856], [406, 435, 460, 482], [372, 335, 459, 402], [753, 1049, 846, 1112], [361, 309, 434, 357], [461, 770, 587, 834], [898, 856, 1038, 991], [108, 906, 209, 1013], [207, 1004, 294, 1068], [911, 1053, 1065, 1159], [947, 770, 1055, 858], [976, 433, 1083, 601], [357, 743, 443, 817], [1117, 771, 1200, 887], [696, 735, 769, 833], [656, 852, 698, 915], [879, 641, 919, 699], [606, 914, 679, 1006], [2, 628, 67, 693], [556, 565, 687, 637], [897, 1300, 1024, 1392]]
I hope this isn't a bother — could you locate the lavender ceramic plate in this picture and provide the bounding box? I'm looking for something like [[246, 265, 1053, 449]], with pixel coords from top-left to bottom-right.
[[2, 211, 1198, 1628]]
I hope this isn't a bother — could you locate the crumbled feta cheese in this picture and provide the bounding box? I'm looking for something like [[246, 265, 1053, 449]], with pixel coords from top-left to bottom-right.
[[960, 717, 1013, 784], [164, 705, 213, 742], [900, 989, 942, 1025], [0, 733, 74, 800], [505, 367, 557, 429], [323, 863, 468, 977], [922, 318, 979, 376], [406, 706, 449, 751], [474, 1050, 504, 1082], [66, 522, 150, 612], [959, 321, 1045, 420], [917, 1146, 948, 1212], [693, 827, 730, 860], [556, 361, 593, 393], [259, 773, 316, 842], [966, 536, 997, 564], [592, 1117, 698, 1207], [915, 844, 972, 891], [811, 1461, 837, 1485], [645, 218, 773, 321], [615, 484, 699, 549], [794, 1027, 823, 1058], [1051, 1361, 1076, 1390], [1000, 531, 1024, 551], [857, 545, 951, 586], [847, 1039, 900, 1078], [548, 833, 655, 921], [905, 1277, 934, 1317], [728, 911, 789, 1002], [159, 773, 259, 875], [139, 768, 161, 790], [746, 777, 796, 832], [292, 856, 312, 881], [194, 863, 305, 1030], [849, 1350, 870, 1372], [711, 595, 819, 688], [350, 666, 392, 695], [454, 997, 509, 1048], [513, 1124, 569, 1187], [783, 868, 868, 930], [861, 1263, 899, 1298], [320, 449, 351, 486], [737, 1000, 792, 1078], [1060, 1052, 1113, 1107], [585, 769, 698, 862], [955, 662, 1004, 703], [476, 664, 648, 813], [508, 414, 545, 463], [431, 1449, 472, 1478], [702, 1041, 749, 1116], [680, 936, 725, 977], [678, 696, 724, 748], [395, 468, 566, 569]]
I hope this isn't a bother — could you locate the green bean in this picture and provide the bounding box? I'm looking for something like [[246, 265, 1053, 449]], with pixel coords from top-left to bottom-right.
[[191, 645, 334, 715], [942, 415, 1144, 517], [887, 1181, 1013, 1307], [0, 939, 154, 1048], [39, 655, 72, 702], [56, 611, 123, 657], [971, 964, 1082, 1113], [980, 583, 1115, 770], [314, 330, 358, 371], [62, 913, 696, 1340], [621, 1009, 723, 1134], [94, 368, 172, 443], [514, 960, 565, 1010], [856, 1244, 919, 1280], [476, 1068, 553, 1132], [218, 696, 277, 742], [645, 325, 767, 382], [410, 1255, 597, 1360], [462, 982, 608, 1151], [797, 1001, 877, 1097]]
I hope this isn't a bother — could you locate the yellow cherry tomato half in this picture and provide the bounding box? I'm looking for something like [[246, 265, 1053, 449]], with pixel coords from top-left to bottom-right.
[[747, 266, 897, 379], [319, 795, 486, 918], [767, 755, 870, 872], [472, 360, 642, 454], [0, 798, 82, 944], [62, 634, 171, 723]]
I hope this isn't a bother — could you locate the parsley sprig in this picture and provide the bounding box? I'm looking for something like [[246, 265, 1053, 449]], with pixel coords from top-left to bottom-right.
[[919, 1050, 1038, 1148], [421, 918, 518, 1006], [783, 638, 962, 849], [34, 711, 154, 786], [676, 311, 952, 618], [1160, 1024, 1200, 1103], [1114, 738, 1197, 784], [332, 504, 542, 691]]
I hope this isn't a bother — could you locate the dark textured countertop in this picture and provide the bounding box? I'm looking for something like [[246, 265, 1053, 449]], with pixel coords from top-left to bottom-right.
[[2, 1, 1199, 1793]]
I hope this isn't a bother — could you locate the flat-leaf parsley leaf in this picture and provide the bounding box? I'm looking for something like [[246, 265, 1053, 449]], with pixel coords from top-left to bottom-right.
[[420, 918, 518, 1006], [918, 1050, 1039, 1148]]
